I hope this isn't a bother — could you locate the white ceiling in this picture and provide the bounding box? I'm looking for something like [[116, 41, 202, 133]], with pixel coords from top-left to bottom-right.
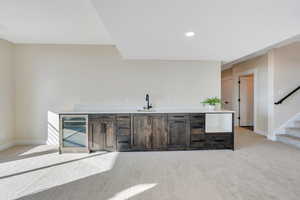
[[0, 0, 112, 44], [92, 0, 300, 62], [222, 34, 300, 70], [0, 0, 300, 62]]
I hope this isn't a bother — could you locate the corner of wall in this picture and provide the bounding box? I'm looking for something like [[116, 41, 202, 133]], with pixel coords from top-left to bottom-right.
[[12, 42, 17, 145], [0, 39, 17, 151], [254, 129, 267, 136], [267, 50, 275, 140], [0, 141, 15, 151]]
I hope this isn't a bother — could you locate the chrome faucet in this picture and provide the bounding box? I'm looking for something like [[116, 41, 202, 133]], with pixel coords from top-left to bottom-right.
[[144, 94, 153, 110]]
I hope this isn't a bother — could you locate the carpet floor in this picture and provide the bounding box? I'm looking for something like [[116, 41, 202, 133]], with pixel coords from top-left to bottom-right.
[[1, 128, 300, 200]]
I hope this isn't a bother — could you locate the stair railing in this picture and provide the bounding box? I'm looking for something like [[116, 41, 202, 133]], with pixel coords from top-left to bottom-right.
[[275, 86, 300, 105]]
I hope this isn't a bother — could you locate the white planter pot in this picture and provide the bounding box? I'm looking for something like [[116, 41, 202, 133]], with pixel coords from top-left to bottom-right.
[[208, 105, 216, 111]]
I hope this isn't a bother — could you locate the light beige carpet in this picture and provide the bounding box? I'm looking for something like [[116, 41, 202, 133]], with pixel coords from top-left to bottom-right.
[[1, 128, 300, 200]]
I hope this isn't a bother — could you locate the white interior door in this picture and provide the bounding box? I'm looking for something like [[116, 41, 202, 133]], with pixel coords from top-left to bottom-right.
[[221, 78, 233, 110], [239, 75, 254, 126]]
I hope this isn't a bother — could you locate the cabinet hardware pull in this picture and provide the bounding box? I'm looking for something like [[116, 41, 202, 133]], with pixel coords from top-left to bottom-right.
[[192, 126, 204, 129], [192, 140, 205, 142], [215, 139, 225, 142], [118, 127, 130, 129], [174, 121, 184, 123]]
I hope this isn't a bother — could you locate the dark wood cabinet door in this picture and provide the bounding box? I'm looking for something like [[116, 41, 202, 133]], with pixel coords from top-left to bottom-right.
[[89, 119, 104, 151], [168, 120, 188, 148], [132, 115, 152, 149], [152, 115, 168, 149], [89, 116, 116, 151], [101, 120, 116, 151]]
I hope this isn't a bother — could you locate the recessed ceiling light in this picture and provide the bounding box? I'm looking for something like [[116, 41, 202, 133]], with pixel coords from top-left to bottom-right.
[[185, 32, 195, 37]]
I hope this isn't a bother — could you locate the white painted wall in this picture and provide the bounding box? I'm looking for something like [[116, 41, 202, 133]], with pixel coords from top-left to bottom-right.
[[273, 42, 300, 132], [14, 44, 221, 143], [0, 39, 15, 150], [223, 55, 268, 135]]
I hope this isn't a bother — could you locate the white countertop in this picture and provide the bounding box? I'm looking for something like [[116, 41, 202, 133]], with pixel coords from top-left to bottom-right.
[[55, 108, 234, 114]]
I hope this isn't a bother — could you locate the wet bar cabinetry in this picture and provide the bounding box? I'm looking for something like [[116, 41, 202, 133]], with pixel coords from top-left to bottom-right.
[[168, 114, 190, 149], [59, 112, 234, 153], [190, 114, 206, 148], [131, 114, 168, 150], [116, 115, 131, 151]]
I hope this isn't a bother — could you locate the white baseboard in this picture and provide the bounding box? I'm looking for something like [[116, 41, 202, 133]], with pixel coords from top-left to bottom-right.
[[0, 141, 15, 151], [14, 139, 46, 146], [267, 135, 277, 141], [274, 129, 286, 135], [0, 139, 46, 151], [254, 129, 266, 136]]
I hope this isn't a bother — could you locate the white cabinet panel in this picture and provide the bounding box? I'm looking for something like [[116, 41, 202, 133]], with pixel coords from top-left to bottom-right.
[[205, 113, 232, 133]]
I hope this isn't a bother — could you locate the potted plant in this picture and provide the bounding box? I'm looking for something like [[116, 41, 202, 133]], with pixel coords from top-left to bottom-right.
[[202, 97, 221, 110]]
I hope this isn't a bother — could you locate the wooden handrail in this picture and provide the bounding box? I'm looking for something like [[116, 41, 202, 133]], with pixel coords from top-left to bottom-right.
[[275, 86, 300, 105]]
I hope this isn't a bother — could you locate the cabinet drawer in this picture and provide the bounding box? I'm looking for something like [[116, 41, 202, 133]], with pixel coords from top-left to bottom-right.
[[190, 118, 205, 134], [117, 115, 130, 122], [190, 120, 205, 126], [117, 121, 130, 129], [117, 115, 131, 129], [191, 128, 205, 135], [89, 114, 115, 120], [190, 135, 205, 148], [117, 135, 130, 143], [168, 114, 189, 120], [190, 122, 205, 133], [190, 142, 206, 148], [206, 134, 232, 145], [117, 135, 130, 151], [117, 142, 130, 151], [190, 114, 205, 121], [117, 114, 130, 118], [117, 128, 130, 136], [191, 134, 206, 143]]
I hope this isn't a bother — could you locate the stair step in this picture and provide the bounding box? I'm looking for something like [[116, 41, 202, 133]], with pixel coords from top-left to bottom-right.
[[287, 127, 300, 129], [277, 134, 300, 149], [294, 120, 300, 125], [285, 127, 300, 138]]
